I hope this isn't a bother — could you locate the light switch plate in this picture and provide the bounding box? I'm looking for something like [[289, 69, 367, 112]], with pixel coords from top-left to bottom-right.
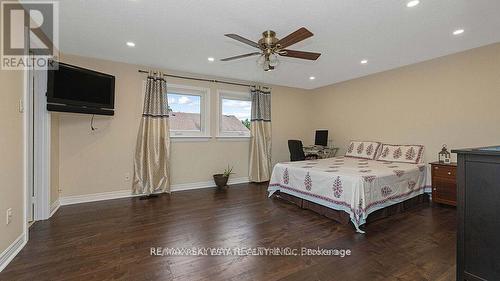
[[19, 99, 24, 113], [6, 208, 12, 225]]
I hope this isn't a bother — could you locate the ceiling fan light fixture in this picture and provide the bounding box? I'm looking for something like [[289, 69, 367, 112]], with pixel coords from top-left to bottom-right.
[[257, 55, 265, 65], [264, 66, 275, 72], [263, 60, 275, 72], [269, 54, 280, 67], [263, 60, 270, 71]]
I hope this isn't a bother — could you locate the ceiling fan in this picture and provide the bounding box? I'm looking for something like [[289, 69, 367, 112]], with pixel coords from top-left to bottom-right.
[[221, 27, 321, 71]]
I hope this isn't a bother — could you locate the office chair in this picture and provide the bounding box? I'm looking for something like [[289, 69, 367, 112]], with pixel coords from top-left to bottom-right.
[[288, 140, 318, 161]]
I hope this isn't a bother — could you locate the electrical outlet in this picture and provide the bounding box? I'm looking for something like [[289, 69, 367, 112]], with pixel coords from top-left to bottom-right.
[[124, 173, 131, 182], [6, 208, 12, 225]]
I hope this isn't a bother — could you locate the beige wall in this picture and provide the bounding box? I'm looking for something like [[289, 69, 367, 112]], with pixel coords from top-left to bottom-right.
[[50, 114, 60, 204], [272, 87, 314, 165], [57, 43, 500, 198], [0, 69, 25, 254], [58, 54, 311, 197], [310, 43, 500, 162]]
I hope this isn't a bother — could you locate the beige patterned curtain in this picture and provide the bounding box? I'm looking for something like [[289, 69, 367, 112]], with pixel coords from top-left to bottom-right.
[[249, 86, 272, 182], [133, 71, 170, 194]]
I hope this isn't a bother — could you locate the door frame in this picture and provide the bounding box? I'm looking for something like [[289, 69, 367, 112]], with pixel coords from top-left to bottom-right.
[[23, 55, 31, 241], [25, 52, 34, 226], [25, 40, 52, 228]]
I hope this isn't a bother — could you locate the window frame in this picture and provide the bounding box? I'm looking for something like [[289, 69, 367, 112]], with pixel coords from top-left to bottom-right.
[[216, 89, 252, 138], [167, 84, 210, 139]]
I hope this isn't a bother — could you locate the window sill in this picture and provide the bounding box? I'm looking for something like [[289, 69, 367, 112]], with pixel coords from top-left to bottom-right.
[[170, 136, 212, 142], [216, 135, 251, 142]]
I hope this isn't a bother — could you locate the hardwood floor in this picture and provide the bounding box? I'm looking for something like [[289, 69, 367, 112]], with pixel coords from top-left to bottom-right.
[[0, 183, 456, 281]]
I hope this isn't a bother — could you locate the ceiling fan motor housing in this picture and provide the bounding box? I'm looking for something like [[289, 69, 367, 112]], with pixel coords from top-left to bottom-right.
[[259, 30, 279, 49]]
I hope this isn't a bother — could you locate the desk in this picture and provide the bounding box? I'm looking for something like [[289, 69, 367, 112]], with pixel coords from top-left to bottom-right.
[[303, 146, 339, 159]]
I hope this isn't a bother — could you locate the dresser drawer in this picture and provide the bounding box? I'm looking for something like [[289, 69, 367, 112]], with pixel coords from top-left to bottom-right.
[[432, 165, 456, 179]]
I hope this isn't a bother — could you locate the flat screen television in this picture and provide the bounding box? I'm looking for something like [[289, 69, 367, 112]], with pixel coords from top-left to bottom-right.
[[47, 61, 115, 115]]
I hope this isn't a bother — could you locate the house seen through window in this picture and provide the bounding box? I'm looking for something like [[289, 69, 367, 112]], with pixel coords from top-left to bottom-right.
[[167, 91, 205, 136], [220, 96, 251, 136]]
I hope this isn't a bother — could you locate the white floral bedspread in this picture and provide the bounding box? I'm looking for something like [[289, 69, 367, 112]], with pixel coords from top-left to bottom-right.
[[268, 156, 428, 233]]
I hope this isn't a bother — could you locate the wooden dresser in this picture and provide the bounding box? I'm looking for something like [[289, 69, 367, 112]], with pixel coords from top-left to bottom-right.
[[430, 162, 457, 206], [452, 147, 500, 281]]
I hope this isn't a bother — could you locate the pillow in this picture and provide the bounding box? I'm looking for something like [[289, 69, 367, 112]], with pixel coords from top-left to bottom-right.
[[376, 144, 424, 164], [345, 141, 381, 160]]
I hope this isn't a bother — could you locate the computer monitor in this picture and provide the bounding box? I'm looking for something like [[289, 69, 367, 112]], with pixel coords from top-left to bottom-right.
[[315, 130, 328, 146]]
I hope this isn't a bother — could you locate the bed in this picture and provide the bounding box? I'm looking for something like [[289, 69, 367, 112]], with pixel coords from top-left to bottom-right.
[[268, 142, 428, 233]]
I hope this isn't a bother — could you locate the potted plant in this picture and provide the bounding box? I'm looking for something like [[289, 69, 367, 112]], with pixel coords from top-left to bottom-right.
[[213, 166, 234, 188]]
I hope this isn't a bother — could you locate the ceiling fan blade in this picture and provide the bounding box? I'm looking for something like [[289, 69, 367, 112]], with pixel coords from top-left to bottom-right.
[[277, 27, 314, 48], [224, 34, 260, 49], [220, 52, 261, 61], [280, 50, 321, 60]]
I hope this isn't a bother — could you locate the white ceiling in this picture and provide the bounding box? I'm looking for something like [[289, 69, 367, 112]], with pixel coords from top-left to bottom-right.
[[58, 0, 500, 89]]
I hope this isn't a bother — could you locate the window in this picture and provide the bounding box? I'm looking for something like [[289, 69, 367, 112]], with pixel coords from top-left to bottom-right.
[[218, 91, 251, 137], [167, 85, 210, 138]]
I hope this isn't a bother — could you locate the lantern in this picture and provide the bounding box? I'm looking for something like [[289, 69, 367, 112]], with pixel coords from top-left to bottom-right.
[[439, 144, 451, 164]]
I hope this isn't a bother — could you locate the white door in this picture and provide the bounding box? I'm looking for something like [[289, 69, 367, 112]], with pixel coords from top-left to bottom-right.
[[27, 52, 51, 222], [33, 65, 51, 221]]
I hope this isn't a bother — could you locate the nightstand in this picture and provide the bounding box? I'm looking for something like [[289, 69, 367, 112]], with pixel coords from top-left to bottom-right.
[[430, 162, 457, 206]]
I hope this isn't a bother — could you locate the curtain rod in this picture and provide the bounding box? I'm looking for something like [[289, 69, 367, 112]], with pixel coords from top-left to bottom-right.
[[138, 69, 269, 89]]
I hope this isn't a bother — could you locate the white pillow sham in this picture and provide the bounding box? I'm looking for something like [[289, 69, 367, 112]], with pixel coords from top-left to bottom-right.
[[345, 141, 381, 160], [376, 144, 424, 164]]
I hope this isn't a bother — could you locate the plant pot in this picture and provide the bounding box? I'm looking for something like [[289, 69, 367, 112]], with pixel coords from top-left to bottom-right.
[[213, 174, 229, 188]]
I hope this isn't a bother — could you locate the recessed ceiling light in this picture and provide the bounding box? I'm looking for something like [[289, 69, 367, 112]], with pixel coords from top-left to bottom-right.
[[207, 57, 215, 62], [453, 29, 465, 35], [406, 0, 420, 8], [361, 59, 368, 64], [126, 41, 135, 47], [309, 76, 316, 80]]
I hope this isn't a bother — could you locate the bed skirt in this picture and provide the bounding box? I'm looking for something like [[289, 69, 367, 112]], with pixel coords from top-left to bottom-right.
[[271, 191, 430, 230]]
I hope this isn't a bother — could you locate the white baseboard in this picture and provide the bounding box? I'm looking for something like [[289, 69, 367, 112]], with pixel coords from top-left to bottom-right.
[[59, 189, 134, 206], [59, 177, 249, 206], [49, 199, 60, 218], [0, 233, 26, 272], [171, 177, 249, 192]]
